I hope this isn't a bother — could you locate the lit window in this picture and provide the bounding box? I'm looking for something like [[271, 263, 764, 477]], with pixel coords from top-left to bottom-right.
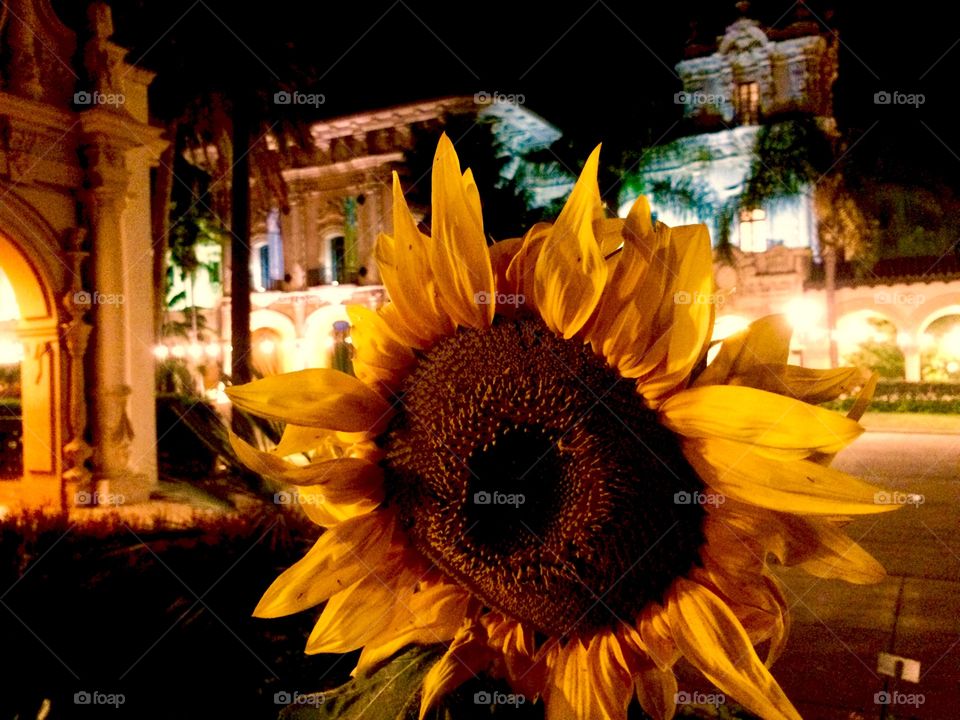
[[738, 207, 768, 253], [736, 81, 760, 125]]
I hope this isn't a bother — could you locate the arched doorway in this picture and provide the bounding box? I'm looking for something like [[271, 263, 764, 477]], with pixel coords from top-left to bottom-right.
[[0, 268, 23, 483], [0, 232, 63, 512]]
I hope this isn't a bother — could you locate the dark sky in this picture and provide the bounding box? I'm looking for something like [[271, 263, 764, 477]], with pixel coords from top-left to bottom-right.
[[88, 0, 960, 186]]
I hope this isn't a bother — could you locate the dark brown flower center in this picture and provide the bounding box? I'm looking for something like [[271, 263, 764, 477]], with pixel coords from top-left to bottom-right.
[[383, 318, 706, 637]]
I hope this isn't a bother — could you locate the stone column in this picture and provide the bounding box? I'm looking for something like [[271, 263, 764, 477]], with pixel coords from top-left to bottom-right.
[[900, 334, 922, 382], [80, 139, 149, 505], [15, 318, 62, 508], [304, 192, 320, 280]]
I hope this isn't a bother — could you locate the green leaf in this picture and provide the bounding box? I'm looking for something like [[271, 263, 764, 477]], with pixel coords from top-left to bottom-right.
[[278, 645, 443, 720]]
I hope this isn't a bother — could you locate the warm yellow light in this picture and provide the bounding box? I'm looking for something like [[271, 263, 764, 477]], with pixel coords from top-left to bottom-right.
[[153, 345, 170, 360], [171, 345, 186, 359], [0, 339, 23, 365], [258, 339, 276, 355], [942, 327, 960, 358], [711, 315, 751, 342], [783, 297, 822, 333], [204, 342, 221, 358], [0, 269, 20, 322]]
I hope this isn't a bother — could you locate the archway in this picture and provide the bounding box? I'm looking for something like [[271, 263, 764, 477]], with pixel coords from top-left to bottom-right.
[[836, 309, 905, 380], [0, 232, 62, 511], [919, 311, 960, 382]]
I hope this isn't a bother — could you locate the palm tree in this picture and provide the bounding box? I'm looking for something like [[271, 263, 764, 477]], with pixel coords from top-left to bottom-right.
[[111, 0, 323, 392], [740, 116, 874, 367]]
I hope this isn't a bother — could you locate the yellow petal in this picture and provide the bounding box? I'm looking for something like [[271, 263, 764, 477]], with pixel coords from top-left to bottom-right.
[[306, 566, 405, 654], [347, 305, 415, 370], [775, 514, 887, 583], [273, 424, 338, 457], [429, 134, 496, 328], [353, 582, 470, 674], [666, 579, 802, 720], [638, 603, 679, 671], [506, 222, 551, 314], [489, 237, 524, 317], [226, 369, 392, 433], [586, 633, 633, 720], [635, 223, 715, 403], [419, 622, 495, 720], [295, 489, 379, 527], [253, 510, 395, 618], [847, 370, 878, 422], [346, 304, 416, 394], [683, 437, 902, 515], [729, 364, 870, 404], [633, 663, 677, 720], [544, 639, 618, 720], [694, 315, 793, 388], [534, 146, 608, 338], [584, 197, 663, 368], [661, 385, 863, 454], [229, 430, 382, 496], [375, 174, 454, 344]]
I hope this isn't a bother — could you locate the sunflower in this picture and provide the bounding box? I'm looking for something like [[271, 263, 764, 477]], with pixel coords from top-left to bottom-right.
[[228, 134, 898, 720]]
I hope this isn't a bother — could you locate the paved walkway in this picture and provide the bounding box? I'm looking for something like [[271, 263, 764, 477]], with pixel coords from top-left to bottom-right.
[[678, 431, 960, 719]]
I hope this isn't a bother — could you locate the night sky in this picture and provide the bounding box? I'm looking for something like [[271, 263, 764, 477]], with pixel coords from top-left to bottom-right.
[[83, 0, 960, 188]]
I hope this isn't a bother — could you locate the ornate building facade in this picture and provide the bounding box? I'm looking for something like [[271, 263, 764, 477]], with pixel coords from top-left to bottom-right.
[[630, 7, 960, 377], [202, 97, 560, 378], [0, 1, 164, 511]]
